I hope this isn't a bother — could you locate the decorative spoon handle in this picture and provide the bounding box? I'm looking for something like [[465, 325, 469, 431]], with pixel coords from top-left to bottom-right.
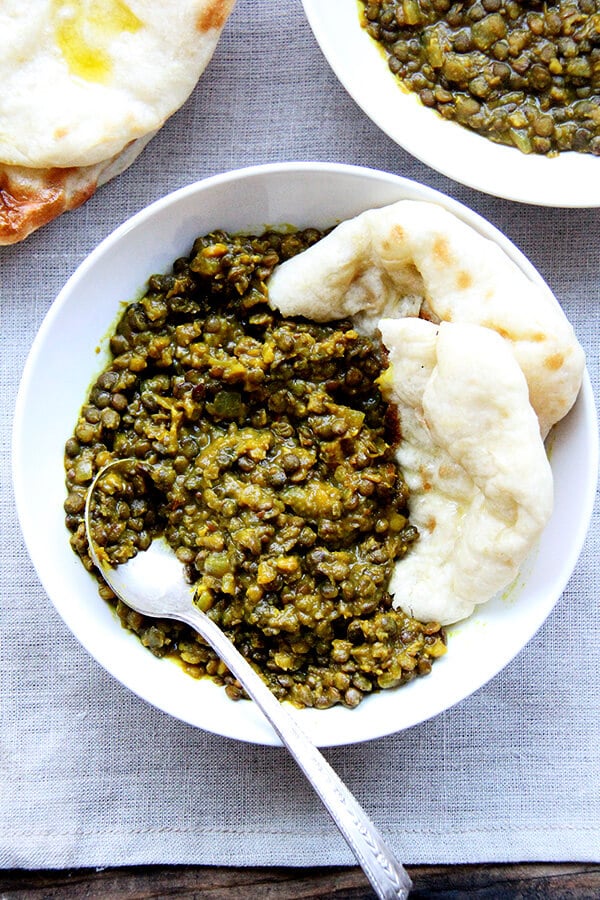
[[177, 604, 412, 900], [85, 460, 411, 898]]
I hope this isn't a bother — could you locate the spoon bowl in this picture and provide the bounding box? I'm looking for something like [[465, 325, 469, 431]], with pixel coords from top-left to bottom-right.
[[84, 458, 412, 900]]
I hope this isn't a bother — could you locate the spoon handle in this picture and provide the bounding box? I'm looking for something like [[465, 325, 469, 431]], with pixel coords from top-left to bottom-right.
[[176, 605, 412, 900]]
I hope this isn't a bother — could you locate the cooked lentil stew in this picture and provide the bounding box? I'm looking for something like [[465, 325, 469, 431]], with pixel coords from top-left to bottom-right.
[[65, 228, 446, 710], [360, 0, 600, 155]]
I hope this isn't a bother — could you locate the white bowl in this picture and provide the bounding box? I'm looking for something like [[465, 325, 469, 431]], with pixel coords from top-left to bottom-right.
[[302, 0, 600, 207], [13, 162, 597, 746]]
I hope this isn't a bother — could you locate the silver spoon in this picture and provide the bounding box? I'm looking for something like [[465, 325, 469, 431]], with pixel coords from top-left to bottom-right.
[[84, 458, 412, 900]]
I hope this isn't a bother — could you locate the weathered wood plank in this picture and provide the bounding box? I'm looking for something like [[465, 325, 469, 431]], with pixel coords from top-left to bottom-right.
[[1, 864, 599, 899]]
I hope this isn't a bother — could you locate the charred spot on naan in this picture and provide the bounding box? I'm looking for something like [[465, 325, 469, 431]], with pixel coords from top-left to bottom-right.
[[385, 224, 405, 249], [456, 270, 472, 290], [196, 0, 235, 32], [545, 352, 565, 371], [0, 166, 96, 245], [432, 235, 453, 267]]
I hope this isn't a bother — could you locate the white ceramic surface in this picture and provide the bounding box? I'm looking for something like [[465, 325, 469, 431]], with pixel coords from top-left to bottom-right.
[[13, 163, 597, 747], [302, 0, 600, 208]]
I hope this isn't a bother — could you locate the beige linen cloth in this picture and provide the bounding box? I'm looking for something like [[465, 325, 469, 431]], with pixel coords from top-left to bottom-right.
[[1, 0, 599, 868]]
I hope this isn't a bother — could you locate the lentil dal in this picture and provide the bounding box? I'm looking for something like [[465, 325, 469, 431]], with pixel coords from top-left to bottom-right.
[[65, 228, 446, 710], [360, 0, 600, 155]]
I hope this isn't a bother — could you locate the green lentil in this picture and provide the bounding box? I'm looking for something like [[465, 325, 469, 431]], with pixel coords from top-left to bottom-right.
[[65, 227, 446, 710], [360, 0, 600, 155]]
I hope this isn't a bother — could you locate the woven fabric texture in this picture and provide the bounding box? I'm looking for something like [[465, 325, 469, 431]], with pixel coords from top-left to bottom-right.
[[1, 0, 598, 868]]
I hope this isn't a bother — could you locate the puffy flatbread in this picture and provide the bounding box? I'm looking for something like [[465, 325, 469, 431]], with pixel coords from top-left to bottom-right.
[[268, 199, 584, 437], [379, 318, 554, 625], [1, 0, 235, 169], [0, 134, 153, 245], [267, 200, 585, 624], [0, 0, 235, 243]]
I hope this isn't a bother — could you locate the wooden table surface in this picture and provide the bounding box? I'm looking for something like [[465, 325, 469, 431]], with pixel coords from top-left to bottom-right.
[[2, 863, 600, 898]]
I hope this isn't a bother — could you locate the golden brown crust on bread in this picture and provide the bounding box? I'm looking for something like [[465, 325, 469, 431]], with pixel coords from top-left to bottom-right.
[[196, 0, 236, 32], [0, 166, 96, 245], [0, 134, 153, 245]]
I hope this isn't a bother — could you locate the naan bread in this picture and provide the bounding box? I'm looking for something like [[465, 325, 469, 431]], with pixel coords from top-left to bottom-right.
[[268, 199, 584, 437], [1, 0, 235, 169], [379, 318, 554, 625], [0, 134, 153, 245], [267, 202, 584, 624], [0, 0, 235, 243]]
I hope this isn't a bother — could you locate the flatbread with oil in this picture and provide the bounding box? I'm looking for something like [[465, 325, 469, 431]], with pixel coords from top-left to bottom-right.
[[0, 0, 235, 243]]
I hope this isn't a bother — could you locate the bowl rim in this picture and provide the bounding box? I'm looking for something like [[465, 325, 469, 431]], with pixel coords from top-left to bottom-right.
[[12, 161, 599, 746], [301, 0, 600, 208]]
